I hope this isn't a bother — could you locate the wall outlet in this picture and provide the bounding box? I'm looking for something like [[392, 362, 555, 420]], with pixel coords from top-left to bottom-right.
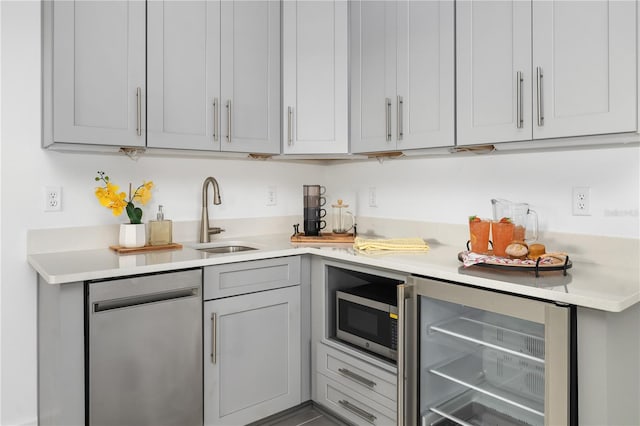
[[369, 187, 377, 207], [266, 186, 277, 206], [572, 186, 591, 216], [44, 186, 62, 212]]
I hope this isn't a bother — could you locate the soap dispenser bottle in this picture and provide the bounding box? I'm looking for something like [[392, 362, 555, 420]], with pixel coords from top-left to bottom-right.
[[149, 205, 173, 246]]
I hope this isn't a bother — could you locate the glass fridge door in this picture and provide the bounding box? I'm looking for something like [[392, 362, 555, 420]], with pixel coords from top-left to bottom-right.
[[404, 276, 573, 426]]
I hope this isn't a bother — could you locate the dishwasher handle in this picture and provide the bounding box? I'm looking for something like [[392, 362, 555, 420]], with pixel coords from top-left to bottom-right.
[[93, 287, 199, 313]]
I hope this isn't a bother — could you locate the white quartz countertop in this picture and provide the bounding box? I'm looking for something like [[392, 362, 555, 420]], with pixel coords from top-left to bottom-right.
[[28, 233, 639, 313]]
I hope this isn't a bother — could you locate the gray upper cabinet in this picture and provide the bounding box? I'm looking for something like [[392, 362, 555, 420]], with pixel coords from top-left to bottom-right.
[[45, 0, 280, 154], [350, 0, 455, 153], [148, 0, 280, 154], [147, 1, 221, 151], [44, 0, 146, 148], [457, 0, 637, 146], [220, 1, 281, 154], [456, 0, 532, 145], [532, 0, 637, 139], [282, 0, 349, 154]]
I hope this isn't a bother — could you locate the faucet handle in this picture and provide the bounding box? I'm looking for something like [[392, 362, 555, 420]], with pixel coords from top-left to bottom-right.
[[209, 227, 225, 235]]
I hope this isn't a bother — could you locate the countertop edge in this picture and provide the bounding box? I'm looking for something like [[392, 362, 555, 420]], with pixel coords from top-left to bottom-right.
[[28, 241, 640, 313]]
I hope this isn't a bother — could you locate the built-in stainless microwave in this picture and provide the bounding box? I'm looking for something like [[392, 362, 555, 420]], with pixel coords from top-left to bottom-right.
[[336, 283, 398, 361]]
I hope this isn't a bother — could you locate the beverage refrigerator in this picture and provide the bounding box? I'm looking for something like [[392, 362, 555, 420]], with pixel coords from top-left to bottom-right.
[[397, 276, 576, 426]]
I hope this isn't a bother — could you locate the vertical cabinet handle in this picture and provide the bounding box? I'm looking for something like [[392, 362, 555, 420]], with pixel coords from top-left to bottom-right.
[[338, 400, 377, 424], [213, 98, 219, 141], [536, 67, 544, 126], [226, 100, 232, 142], [136, 87, 142, 136], [397, 95, 404, 141], [397, 284, 407, 426], [210, 313, 217, 364], [288, 106, 293, 145], [385, 98, 392, 142], [516, 72, 524, 129]]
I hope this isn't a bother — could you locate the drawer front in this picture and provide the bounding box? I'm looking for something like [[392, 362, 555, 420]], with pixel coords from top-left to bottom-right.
[[317, 343, 397, 410], [204, 256, 301, 300], [316, 373, 396, 426]]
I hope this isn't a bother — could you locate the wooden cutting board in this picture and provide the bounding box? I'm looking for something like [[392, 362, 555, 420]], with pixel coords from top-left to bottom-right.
[[109, 243, 183, 254], [290, 233, 355, 243]]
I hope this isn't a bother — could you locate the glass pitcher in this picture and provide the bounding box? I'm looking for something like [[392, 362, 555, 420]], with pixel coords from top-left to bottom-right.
[[331, 200, 355, 234], [491, 199, 538, 243]]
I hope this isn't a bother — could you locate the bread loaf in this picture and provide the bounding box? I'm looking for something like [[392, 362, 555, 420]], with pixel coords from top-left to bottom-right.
[[505, 241, 528, 259]]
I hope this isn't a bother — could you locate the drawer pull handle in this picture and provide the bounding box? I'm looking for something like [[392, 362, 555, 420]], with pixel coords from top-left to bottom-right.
[[338, 399, 377, 424], [338, 368, 376, 388]]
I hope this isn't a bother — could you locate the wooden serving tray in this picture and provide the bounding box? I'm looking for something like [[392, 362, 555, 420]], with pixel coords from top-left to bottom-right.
[[109, 243, 183, 254], [290, 232, 355, 243]]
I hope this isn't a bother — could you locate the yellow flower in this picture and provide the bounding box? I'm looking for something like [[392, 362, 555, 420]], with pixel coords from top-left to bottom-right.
[[94, 172, 153, 224], [109, 195, 127, 216], [133, 181, 154, 205]]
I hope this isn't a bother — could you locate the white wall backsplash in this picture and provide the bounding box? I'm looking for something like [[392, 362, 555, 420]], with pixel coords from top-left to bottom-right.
[[323, 147, 640, 239], [2, 1, 639, 425]]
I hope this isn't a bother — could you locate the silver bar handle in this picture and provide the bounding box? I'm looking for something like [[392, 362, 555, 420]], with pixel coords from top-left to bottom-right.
[[516, 72, 523, 129], [397, 95, 403, 140], [288, 106, 293, 145], [226, 99, 232, 142], [338, 400, 376, 424], [211, 313, 217, 364], [136, 87, 142, 136], [94, 287, 198, 313], [385, 98, 392, 142], [337, 368, 376, 388], [213, 98, 219, 141], [397, 284, 408, 426], [536, 67, 544, 126]]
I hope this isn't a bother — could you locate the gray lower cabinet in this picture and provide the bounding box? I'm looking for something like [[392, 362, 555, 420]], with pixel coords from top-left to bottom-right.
[[203, 257, 304, 425], [310, 258, 404, 425], [316, 373, 396, 426]]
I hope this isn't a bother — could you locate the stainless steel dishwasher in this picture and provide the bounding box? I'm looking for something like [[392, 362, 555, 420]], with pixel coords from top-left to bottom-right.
[[87, 269, 203, 426]]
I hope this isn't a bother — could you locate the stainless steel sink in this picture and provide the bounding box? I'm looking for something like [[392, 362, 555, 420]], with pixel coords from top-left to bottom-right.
[[197, 245, 257, 254]]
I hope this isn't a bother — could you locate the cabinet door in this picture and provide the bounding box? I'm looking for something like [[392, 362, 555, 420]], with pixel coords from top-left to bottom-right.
[[282, 0, 349, 154], [204, 286, 301, 425], [396, 0, 455, 150], [456, 0, 532, 145], [220, 0, 281, 154], [532, 0, 637, 139], [147, 1, 221, 150], [351, 0, 398, 153], [51, 0, 145, 147]]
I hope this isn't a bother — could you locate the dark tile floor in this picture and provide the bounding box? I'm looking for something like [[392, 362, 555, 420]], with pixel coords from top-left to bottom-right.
[[253, 403, 349, 426]]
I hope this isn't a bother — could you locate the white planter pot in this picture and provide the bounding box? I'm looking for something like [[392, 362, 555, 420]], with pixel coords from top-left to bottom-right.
[[119, 223, 146, 248]]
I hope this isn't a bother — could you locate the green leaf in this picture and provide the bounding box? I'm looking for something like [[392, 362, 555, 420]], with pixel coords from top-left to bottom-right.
[[126, 202, 143, 224]]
